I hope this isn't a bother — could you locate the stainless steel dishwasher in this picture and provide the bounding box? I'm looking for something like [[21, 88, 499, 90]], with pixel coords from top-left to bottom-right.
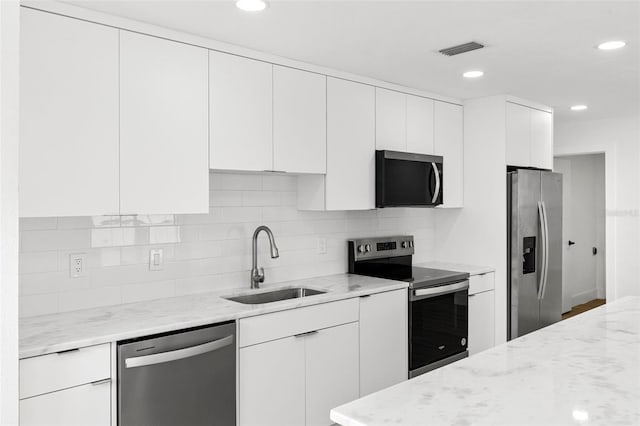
[[118, 321, 236, 426]]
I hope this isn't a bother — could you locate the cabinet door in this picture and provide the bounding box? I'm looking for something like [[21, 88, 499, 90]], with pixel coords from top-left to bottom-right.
[[120, 32, 209, 214], [506, 102, 531, 167], [273, 66, 326, 174], [20, 381, 111, 426], [359, 290, 407, 396], [19, 9, 119, 217], [305, 323, 359, 426], [325, 78, 376, 210], [530, 109, 554, 170], [406, 95, 435, 155], [239, 336, 305, 426], [469, 290, 495, 356], [434, 101, 464, 208], [210, 51, 273, 171], [375, 88, 406, 151]]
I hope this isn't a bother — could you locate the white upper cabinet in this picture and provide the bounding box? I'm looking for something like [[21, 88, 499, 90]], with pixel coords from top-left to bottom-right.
[[120, 32, 209, 214], [19, 9, 119, 217], [375, 88, 406, 151], [506, 102, 531, 167], [298, 78, 376, 211], [434, 101, 464, 208], [406, 95, 435, 155], [530, 109, 554, 170], [506, 101, 554, 170], [210, 51, 273, 172], [273, 66, 327, 174]]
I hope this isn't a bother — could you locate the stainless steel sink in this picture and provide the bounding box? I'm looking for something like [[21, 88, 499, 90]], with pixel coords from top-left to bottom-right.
[[224, 287, 326, 305]]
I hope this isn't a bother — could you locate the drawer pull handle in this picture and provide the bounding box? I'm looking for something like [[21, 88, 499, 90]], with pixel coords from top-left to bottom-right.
[[91, 379, 111, 386], [294, 330, 319, 338], [56, 348, 80, 355]]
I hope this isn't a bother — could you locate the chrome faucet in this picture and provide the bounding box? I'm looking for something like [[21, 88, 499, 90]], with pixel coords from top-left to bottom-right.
[[251, 225, 279, 289]]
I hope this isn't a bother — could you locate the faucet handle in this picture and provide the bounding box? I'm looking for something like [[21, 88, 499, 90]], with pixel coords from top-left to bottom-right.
[[253, 267, 265, 284]]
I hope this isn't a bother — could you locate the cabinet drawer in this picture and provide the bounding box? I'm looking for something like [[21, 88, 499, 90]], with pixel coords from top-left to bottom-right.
[[469, 272, 495, 295], [20, 380, 111, 426], [20, 344, 111, 399], [239, 298, 358, 347]]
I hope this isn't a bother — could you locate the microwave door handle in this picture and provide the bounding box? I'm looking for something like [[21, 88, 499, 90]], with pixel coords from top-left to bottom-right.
[[431, 162, 441, 204]]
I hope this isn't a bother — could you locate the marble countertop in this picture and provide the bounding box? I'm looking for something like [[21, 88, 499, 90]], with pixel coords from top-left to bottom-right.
[[331, 296, 640, 426], [20, 274, 407, 358], [415, 261, 495, 276]]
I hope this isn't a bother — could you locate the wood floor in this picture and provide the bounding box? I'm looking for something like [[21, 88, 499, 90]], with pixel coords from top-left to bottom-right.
[[562, 299, 606, 320]]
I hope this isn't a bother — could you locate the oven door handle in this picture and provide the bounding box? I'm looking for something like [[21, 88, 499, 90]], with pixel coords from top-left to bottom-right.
[[411, 280, 469, 300]]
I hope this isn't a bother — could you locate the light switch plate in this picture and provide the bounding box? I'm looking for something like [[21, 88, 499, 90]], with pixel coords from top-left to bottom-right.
[[149, 248, 163, 271], [69, 253, 87, 278], [317, 237, 327, 254]]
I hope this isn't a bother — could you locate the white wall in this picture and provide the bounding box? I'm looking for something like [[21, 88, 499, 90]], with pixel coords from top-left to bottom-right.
[[433, 96, 508, 344], [554, 154, 606, 310], [19, 172, 437, 317], [555, 115, 640, 300], [0, 0, 20, 423]]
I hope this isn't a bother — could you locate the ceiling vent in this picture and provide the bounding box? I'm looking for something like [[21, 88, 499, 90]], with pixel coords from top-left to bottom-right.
[[439, 41, 485, 56]]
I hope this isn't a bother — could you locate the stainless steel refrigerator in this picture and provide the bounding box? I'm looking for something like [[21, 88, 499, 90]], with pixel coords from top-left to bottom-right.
[[507, 169, 562, 340]]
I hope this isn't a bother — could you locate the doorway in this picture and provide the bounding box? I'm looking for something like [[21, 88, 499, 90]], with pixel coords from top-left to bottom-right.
[[553, 153, 606, 316]]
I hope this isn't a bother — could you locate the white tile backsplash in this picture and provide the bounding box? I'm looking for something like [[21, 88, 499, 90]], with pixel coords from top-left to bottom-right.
[[19, 171, 436, 317]]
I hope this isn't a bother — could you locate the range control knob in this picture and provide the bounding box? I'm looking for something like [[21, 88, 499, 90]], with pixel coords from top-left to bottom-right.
[[402, 241, 413, 249], [409, 240, 414, 248], [357, 244, 367, 253], [365, 244, 372, 252]]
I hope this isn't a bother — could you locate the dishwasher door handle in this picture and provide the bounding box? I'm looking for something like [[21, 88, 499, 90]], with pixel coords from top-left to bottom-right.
[[125, 334, 234, 369]]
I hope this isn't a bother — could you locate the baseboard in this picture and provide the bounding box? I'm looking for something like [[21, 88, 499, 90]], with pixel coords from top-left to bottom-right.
[[571, 288, 598, 307]]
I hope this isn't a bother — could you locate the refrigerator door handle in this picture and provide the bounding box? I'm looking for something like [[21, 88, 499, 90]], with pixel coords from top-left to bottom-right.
[[540, 201, 550, 300], [537, 201, 547, 301]]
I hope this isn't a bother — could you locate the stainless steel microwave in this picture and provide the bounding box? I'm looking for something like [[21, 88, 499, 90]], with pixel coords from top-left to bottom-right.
[[375, 150, 444, 207]]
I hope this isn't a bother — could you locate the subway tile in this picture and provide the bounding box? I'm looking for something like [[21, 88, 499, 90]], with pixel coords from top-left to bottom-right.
[[21, 229, 90, 252], [149, 226, 181, 244], [57, 216, 120, 229], [211, 173, 262, 191], [122, 214, 175, 227], [91, 227, 149, 248], [19, 217, 57, 231], [19, 251, 59, 274], [242, 191, 281, 207], [58, 286, 122, 313], [121, 245, 175, 266], [209, 190, 243, 207], [121, 280, 175, 304], [20, 271, 90, 296], [262, 174, 296, 191], [20, 293, 59, 318]]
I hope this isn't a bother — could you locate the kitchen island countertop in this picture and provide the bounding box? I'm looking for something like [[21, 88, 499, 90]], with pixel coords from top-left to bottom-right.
[[331, 296, 640, 426]]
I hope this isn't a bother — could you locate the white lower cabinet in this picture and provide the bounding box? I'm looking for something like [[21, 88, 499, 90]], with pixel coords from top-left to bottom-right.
[[239, 322, 359, 426], [20, 381, 111, 426], [468, 272, 496, 356], [19, 343, 112, 426], [239, 335, 306, 426], [359, 290, 407, 396]]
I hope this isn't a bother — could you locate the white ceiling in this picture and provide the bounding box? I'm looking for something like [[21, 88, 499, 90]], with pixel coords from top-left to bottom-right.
[[64, 0, 640, 123]]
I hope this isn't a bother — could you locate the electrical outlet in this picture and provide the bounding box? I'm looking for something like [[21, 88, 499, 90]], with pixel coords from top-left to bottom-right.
[[69, 253, 87, 278], [317, 237, 327, 254], [149, 248, 164, 271]]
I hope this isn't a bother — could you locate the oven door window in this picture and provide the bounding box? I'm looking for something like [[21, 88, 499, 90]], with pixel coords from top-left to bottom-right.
[[410, 289, 468, 371]]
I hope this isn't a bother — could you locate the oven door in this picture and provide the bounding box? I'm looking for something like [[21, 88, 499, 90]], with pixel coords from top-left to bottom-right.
[[409, 280, 468, 378]]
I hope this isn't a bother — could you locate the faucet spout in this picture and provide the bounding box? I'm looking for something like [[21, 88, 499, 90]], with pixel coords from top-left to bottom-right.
[[251, 225, 279, 289]]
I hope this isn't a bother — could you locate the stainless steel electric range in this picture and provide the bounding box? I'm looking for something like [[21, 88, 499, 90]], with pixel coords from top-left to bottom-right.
[[348, 235, 470, 378]]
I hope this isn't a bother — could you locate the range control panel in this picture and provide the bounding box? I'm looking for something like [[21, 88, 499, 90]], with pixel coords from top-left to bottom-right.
[[349, 235, 415, 261]]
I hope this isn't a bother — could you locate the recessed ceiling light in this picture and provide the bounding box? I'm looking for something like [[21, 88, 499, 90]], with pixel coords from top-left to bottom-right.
[[236, 0, 268, 12], [570, 105, 588, 111], [463, 70, 484, 78], [597, 40, 626, 50]]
